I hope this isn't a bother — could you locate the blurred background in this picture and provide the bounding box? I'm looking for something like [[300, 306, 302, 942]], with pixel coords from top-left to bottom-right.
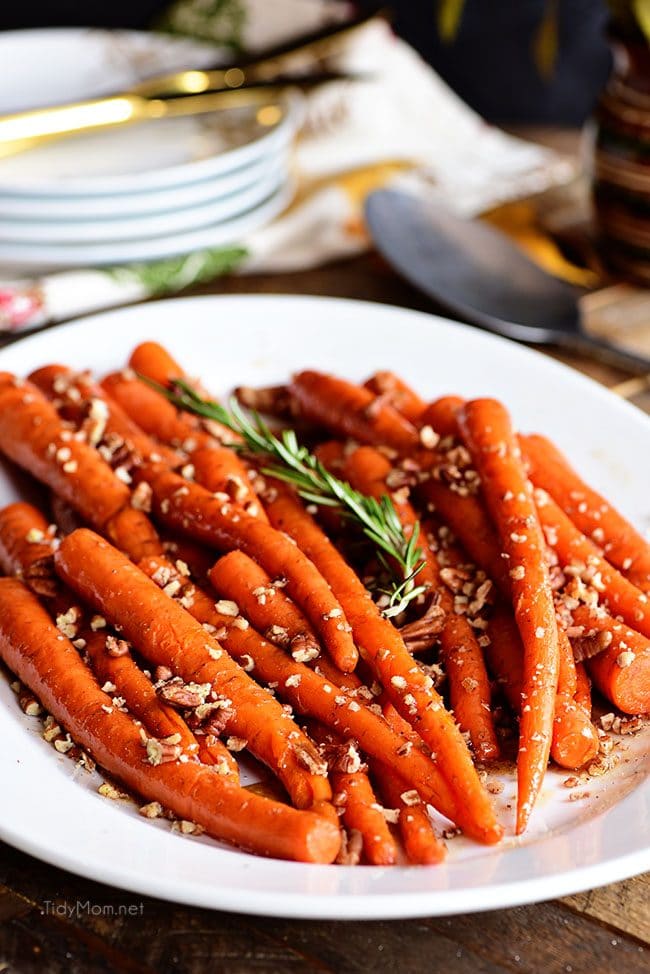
[[0, 0, 613, 124]]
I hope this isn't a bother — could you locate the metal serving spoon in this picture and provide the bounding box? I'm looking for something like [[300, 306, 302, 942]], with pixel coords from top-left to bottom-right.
[[365, 188, 650, 373]]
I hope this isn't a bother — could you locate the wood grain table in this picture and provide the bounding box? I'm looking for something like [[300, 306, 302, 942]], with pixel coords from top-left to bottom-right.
[[1, 251, 649, 973]]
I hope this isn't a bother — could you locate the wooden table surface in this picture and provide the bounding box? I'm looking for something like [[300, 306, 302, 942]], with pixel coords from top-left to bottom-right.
[[1, 250, 649, 973]]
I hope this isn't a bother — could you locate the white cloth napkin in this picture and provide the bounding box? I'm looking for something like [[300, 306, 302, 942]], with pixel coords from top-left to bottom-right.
[[0, 13, 575, 335]]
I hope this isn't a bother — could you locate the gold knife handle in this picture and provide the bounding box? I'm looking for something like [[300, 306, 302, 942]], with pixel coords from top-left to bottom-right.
[[0, 94, 149, 157]]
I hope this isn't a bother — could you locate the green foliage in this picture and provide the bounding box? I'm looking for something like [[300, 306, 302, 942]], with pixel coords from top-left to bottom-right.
[[107, 245, 248, 295]]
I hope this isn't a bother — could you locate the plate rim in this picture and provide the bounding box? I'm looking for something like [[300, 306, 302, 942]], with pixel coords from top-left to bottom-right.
[[0, 292, 648, 920]]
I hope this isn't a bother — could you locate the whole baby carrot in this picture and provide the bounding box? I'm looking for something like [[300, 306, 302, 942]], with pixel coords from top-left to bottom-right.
[[458, 398, 560, 833], [0, 577, 339, 863], [308, 721, 398, 866], [191, 445, 268, 521], [523, 433, 650, 592], [534, 488, 650, 638], [54, 529, 333, 811], [363, 371, 427, 425], [289, 370, 421, 453], [570, 602, 650, 714], [209, 550, 321, 660], [0, 373, 129, 529]]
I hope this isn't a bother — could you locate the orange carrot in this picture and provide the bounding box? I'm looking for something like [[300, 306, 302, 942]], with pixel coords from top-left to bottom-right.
[[534, 488, 650, 638], [0, 502, 58, 596], [418, 478, 511, 595], [263, 485, 502, 844], [0, 577, 339, 862], [309, 722, 398, 866], [54, 529, 333, 810], [523, 433, 650, 593], [371, 760, 446, 864], [127, 342, 233, 442], [139, 553, 464, 828], [28, 364, 178, 466], [83, 629, 238, 777], [105, 505, 164, 563], [419, 396, 465, 438], [485, 604, 598, 768], [458, 399, 560, 833], [574, 662, 593, 715], [570, 602, 650, 714], [128, 341, 186, 389], [160, 533, 215, 585], [0, 374, 130, 529], [191, 446, 268, 521], [551, 628, 599, 769], [137, 462, 358, 672], [343, 444, 499, 761], [363, 371, 426, 425], [289, 371, 421, 453], [101, 370, 214, 453], [209, 550, 321, 661]]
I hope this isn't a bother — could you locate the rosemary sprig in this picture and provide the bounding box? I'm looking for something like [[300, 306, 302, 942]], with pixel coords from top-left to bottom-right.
[[144, 376, 427, 618]]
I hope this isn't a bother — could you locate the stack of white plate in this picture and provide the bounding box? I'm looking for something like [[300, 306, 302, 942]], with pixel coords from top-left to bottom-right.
[[0, 29, 297, 271]]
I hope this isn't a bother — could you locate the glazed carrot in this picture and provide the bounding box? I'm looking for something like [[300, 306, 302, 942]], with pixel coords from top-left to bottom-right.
[[289, 371, 421, 453], [127, 342, 233, 442], [522, 433, 650, 593], [191, 446, 268, 521], [137, 463, 358, 672], [129, 341, 186, 389], [140, 553, 463, 827], [0, 374, 130, 529], [28, 364, 178, 466], [343, 444, 499, 761], [263, 485, 502, 844], [486, 603, 598, 769], [101, 371, 214, 453], [363, 371, 427, 425], [83, 629, 238, 778], [551, 628, 599, 769], [371, 760, 446, 864], [534, 488, 650, 638], [0, 577, 339, 862], [55, 529, 333, 810], [209, 550, 321, 660], [309, 722, 398, 866], [418, 478, 510, 595], [569, 602, 650, 714], [439, 613, 500, 762], [574, 663, 593, 715], [105, 505, 165, 563], [458, 399, 560, 833], [419, 395, 465, 438], [0, 502, 58, 596], [160, 533, 215, 585]]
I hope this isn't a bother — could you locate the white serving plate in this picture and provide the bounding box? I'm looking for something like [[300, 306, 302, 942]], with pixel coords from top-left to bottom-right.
[[0, 29, 297, 197], [0, 180, 293, 268], [0, 155, 287, 244], [0, 295, 648, 920]]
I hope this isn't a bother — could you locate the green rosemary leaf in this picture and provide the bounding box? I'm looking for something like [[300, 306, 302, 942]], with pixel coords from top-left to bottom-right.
[[139, 374, 427, 617]]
